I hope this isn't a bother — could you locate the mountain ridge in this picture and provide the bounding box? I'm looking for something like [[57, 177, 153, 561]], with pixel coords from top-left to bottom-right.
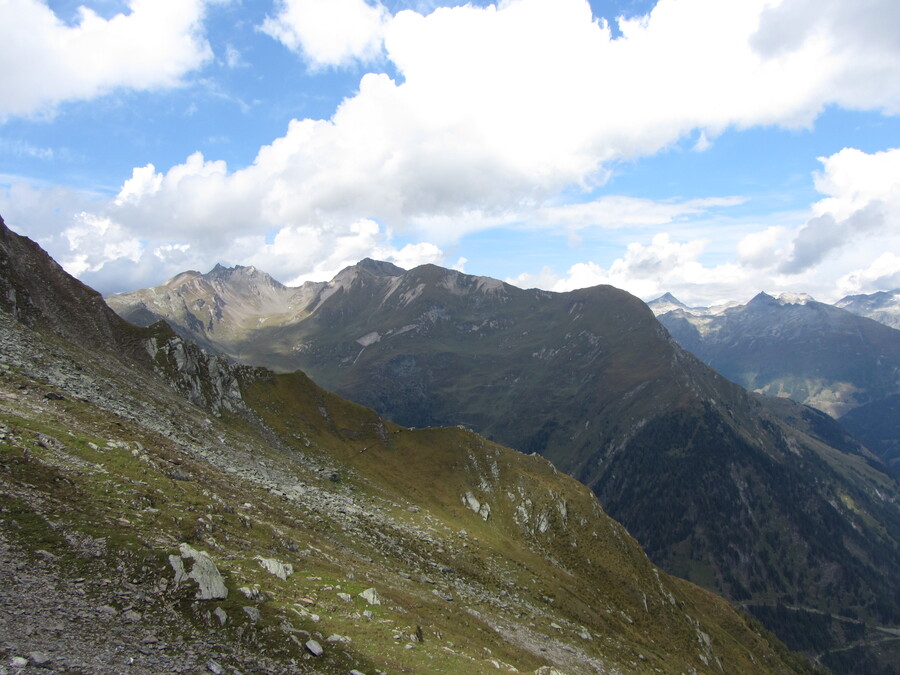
[[1, 216, 822, 672], [651, 291, 900, 419], [107, 255, 900, 671], [836, 288, 900, 330]]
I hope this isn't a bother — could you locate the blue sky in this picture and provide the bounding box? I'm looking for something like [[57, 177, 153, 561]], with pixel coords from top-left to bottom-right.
[[2, 0, 900, 305]]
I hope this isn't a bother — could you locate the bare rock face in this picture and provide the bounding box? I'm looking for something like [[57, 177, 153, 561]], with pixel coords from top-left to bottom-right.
[[170, 544, 228, 600], [147, 335, 247, 415]]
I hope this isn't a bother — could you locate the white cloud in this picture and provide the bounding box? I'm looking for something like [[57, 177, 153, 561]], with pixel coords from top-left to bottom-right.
[[781, 147, 900, 274], [261, 0, 389, 68], [239, 219, 442, 285], [551, 233, 721, 298], [0, 0, 214, 118], [535, 196, 745, 231], [61, 212, 142, 276], [737, 226, 789, 267], [520, 231, 794, 306], [109, 0, 900, 244], [513, 146, 900, 305], [506, 266, 560, 291], [837, 253, 900, 295], [11, 0, 900, 300]]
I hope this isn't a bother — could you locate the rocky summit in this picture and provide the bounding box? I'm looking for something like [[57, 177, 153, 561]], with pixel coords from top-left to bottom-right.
[[0, 217, 822, 672], [108, 257, 900, 672]]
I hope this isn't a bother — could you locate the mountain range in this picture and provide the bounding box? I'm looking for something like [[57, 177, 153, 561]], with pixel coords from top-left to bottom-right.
[[107, 257, 900, 671], [836, 289, 900, 330], [0, 218, 829, 672], [648, 291, 900, 471]]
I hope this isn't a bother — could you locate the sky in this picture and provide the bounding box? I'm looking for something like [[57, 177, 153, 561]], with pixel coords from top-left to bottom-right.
[[1, 0, 900, 306]]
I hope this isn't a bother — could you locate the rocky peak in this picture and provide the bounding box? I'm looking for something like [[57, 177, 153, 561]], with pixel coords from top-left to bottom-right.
[[206, 264, 285, 290], [355, 258, 406, 277], [647, 292, 691, 316], [746, 291, 778, 308], [776, 292, 815, 306]]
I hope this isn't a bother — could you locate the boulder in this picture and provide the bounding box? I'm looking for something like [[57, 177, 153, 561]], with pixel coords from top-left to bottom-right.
[[255, 556, 293, 580], [171, 543, 228, 600], [359, 587, 381, 605]]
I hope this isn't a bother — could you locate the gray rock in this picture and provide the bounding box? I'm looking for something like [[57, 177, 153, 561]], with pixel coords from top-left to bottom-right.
[[238, 585, 264, 601], [242, 606, 260, 622], [27, 651, 51, 666], [214, 607, 227, 626], [255, 556, 293, 580], [207, 659, 224, 674], [305, 639, 324, 657], [359, 587, 381, 605], [177, 543, 228, 600], [123, 609, 142, 623]]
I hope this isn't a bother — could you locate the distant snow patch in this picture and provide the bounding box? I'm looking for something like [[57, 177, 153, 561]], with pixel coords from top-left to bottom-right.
[[777, 292, 815, 305]]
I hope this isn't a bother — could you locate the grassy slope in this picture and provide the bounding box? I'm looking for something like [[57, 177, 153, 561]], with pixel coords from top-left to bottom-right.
[[102, 260, 900, 668], [0, 311, 810, 674]]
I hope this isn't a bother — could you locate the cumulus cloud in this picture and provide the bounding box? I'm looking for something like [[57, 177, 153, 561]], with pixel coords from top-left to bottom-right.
[[737, 226, 789, 267], [117, 0, 900, 242], [751, 0, 900, 114], [260, 0, 389, 68], [550, 234, 723, 298], [60, 212, 143, 277], [518, 231, 798, 306], [11, 0, 900, 297], [0, 0, 214, 118], [512, 146, 900, 305], [780, 147, 900, 274], [837, 253, 900, 295]]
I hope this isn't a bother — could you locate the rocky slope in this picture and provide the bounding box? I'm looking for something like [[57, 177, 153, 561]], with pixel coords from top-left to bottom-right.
[[108, 258, 900, 672], [836, 289, 900, 330], [1, 218, 823, 672], [650, 291, 900, 419]]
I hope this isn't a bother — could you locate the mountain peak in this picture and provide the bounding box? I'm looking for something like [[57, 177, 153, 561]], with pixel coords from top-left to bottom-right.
[[777, 291, 815, 306], [647, 292, 690, 316], [747, 291, 778, 306], [356, 258, 406, 277], [209, 263, 254, 276], [657, 292, 683, 304], [204, 263, 285, 290]]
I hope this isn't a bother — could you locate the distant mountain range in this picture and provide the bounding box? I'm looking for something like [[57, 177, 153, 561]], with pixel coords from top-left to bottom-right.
[[648, 291, 900, 471], [108, 259, 900, 671], [836, 289, 900, 330], [2, 216, 834, 673]]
